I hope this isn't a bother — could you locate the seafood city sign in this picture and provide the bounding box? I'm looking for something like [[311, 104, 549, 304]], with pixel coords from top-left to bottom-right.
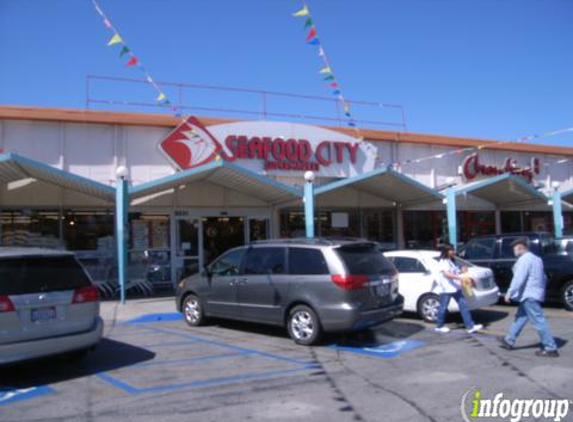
[[158, 117, 377, 177], [462, 153, 540, 182]]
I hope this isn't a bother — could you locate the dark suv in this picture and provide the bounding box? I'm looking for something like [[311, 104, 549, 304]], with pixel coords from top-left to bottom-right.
[[175, 239, 403, 345], [459, 232, 573, 311]]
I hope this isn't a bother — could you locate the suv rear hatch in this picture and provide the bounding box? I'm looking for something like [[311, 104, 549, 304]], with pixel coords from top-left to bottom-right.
[[0, 254, 99, 345], [334, 243, 398, 309]]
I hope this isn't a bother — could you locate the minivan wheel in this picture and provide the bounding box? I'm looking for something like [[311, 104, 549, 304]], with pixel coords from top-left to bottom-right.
[[183, 294, 206, 326], [562, 281, 573, 312], [287, 305, 322, 346], [418, 294, 440, 323]]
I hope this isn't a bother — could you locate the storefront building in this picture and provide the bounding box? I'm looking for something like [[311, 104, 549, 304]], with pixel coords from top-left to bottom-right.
[[0, 106, 571, 289]]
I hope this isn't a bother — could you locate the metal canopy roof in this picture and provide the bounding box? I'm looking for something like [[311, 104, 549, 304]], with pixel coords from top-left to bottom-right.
[[562, 188, 573, 205], [314, 167, 443, 206], [455, 173, 548, 207], [0, 152, 115, 201], [129, 160, 302, 205]]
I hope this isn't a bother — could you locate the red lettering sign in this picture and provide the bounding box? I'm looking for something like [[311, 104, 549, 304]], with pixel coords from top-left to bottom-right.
[[462, 153, 540, 182]]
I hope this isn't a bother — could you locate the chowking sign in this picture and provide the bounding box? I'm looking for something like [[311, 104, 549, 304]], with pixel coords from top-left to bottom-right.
[[462, 153, 540, 183], [158, 117, 377, 177]]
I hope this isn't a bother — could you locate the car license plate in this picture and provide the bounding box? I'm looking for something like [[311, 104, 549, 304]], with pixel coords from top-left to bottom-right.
[[31, 307, 56, 322]]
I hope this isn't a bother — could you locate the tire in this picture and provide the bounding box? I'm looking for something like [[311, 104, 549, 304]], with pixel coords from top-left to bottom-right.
[[182, 294, 206, 326], [417, 294, 441, 323], [561, 281, 573, 312], [286, 305, 322, 346]]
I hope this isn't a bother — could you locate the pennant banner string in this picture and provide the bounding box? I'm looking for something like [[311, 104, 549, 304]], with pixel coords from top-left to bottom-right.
[[292, 1, 363, 139], [90, 0, 185, 118], [91, 0, 572, 174]]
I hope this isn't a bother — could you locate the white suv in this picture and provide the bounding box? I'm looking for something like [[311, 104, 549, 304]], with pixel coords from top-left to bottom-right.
[[0, 248, 103, 365], [384, 250, 499, 322]]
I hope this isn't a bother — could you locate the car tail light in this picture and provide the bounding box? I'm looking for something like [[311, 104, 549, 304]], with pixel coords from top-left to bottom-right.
[[0, 295, 15, 312], [72, 286, 100, 304], [331, 274, 369, 290]]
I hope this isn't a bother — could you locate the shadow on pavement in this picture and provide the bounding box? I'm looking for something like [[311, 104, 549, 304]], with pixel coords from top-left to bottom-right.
[[0, 338, 155, 389]]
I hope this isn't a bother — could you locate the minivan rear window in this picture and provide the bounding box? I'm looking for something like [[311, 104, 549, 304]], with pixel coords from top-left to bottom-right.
[[0, 256, 91, 295], [336, 244, 395, 275]]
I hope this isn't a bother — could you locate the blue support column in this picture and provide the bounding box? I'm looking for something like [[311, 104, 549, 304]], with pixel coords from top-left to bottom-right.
[[304, 180, 315, 238], [446, 186, 457, 249], [553, 189, 563, 239], [115, 177, 129, 304]]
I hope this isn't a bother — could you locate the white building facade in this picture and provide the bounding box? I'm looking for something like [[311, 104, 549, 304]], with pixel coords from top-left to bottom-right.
[[1, 106, 571, 288]]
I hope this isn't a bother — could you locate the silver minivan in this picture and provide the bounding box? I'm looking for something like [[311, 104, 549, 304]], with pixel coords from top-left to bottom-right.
[[176, 239, 403, 345], [0, 248, 103, 365]]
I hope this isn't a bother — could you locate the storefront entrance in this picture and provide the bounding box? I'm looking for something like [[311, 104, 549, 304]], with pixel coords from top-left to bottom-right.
[[171, 212, 269, 283]]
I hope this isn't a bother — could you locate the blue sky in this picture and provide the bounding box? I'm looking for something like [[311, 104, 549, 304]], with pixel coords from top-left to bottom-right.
[[1, 0, 572, 146]]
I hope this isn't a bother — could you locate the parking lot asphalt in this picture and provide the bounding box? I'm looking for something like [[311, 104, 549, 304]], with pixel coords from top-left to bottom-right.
[[1, 300, 572, 422]]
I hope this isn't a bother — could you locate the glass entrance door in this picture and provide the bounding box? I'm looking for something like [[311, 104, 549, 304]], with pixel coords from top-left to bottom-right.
[[202, 217, 246, 266], [173, 218, 200, 282]]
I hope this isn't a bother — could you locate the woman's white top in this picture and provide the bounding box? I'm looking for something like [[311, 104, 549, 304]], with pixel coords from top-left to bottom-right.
[[437, 258, 461, 294]]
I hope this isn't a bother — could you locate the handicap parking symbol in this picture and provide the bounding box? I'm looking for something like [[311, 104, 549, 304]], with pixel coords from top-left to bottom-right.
[[328, 339, 425, 358], [0, 386, 54, 406]]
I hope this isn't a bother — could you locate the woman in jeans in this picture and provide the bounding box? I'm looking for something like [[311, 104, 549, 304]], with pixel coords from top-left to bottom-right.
[[435, 244, 483, 334]]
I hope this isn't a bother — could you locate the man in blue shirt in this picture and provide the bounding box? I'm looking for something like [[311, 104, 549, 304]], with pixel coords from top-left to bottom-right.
[[498, 237, 559, 357]]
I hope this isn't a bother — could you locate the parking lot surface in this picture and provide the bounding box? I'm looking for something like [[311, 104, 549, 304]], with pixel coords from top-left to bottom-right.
[[2, 300, 572, 422]]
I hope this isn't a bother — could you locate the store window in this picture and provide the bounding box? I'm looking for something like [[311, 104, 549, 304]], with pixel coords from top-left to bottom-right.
[[129, 213, 172, 288], [280, 209, 306, 238], [403, 211, 447, 249], [317, 209, 360, 237], [458, 211, 495, 243], [63, 210, 114, 251], [0, 209, 61, 248], [501, 211, 522, 233], [362, 209, 396, 246]]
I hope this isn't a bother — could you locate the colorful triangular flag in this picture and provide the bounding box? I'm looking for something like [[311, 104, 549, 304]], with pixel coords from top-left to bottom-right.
[[125, 56, 138, 67], [323, 75, 335, 81], [157, 93, 167, 102], [307, 38, 320, 46], [319, 66, 331, 74], [107, 34, 122, 46], [103, 19, 112, 29], [306, 27, 317, 42], [332, 89, 341, 95], [318, 47, 325, 57], [119, 46, 130, 58], [293, 5, 309, 17], [304, 17, 313, 28]]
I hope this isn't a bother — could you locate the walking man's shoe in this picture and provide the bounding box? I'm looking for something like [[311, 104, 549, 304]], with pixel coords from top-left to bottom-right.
[[467, 324, 484, 334], [497, 336, 514, 350], [535, 349, 559, 358]]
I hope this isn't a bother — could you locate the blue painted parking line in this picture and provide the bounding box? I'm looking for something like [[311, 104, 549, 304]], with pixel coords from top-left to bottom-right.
[[131, 352, 250, 368], [146, 325, 313, 366], [123, 313, 183, 324], [0, 386, 55, 406], [328, 339, 425, 358], [96, 321, 317, 395]]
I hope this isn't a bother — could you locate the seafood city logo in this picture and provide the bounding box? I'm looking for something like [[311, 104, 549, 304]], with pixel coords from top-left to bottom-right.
[[460, 388, 571, 422], [158, 116, 223, 170], [158, 116, 363, 172]]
